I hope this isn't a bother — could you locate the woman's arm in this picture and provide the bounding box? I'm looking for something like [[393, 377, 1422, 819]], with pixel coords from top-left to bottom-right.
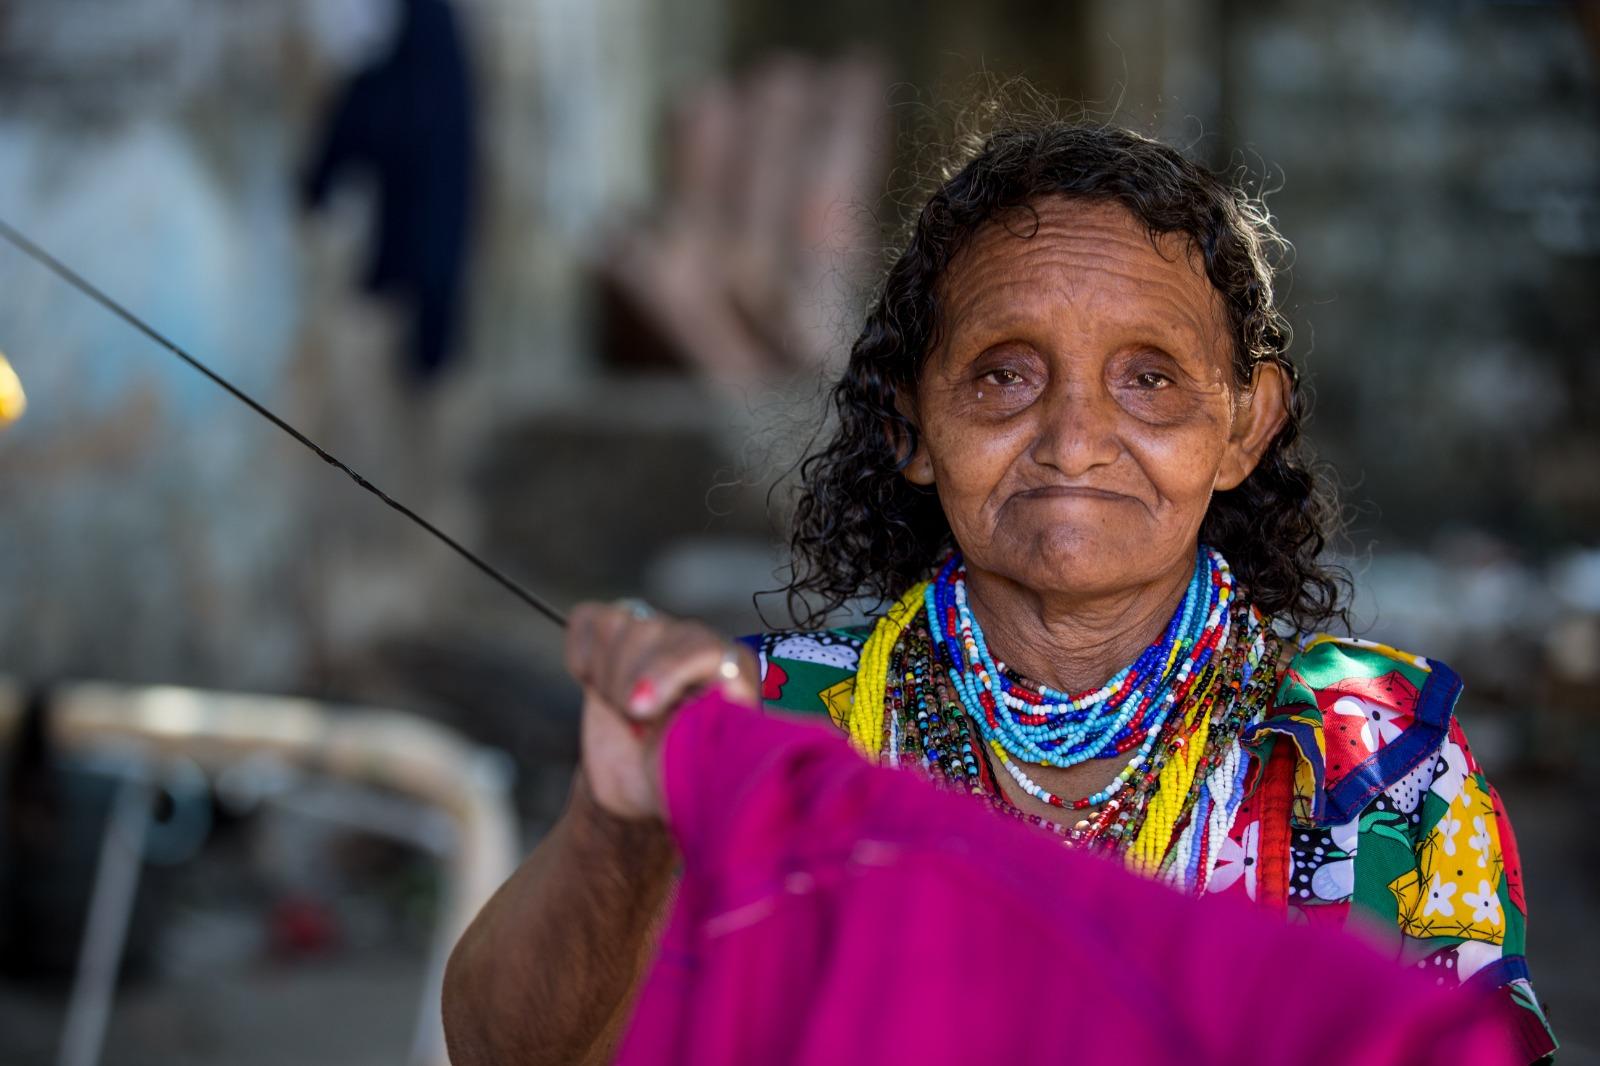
[[442, 770, 676, 1066], [442, 603, 758, 1065]]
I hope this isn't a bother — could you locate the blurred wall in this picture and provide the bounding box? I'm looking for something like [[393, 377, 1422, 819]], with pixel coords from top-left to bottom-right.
[[0, 0, 1593, 769], [0, 0, 1595, 796], [0, 0, 730, 700]]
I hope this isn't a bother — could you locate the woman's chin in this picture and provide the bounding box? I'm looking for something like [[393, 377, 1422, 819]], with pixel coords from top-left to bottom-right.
[[978, 526, 1183, 598]]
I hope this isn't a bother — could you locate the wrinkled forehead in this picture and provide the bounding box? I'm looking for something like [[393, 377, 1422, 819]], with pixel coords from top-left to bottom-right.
[[932, 197, 1233, 360]]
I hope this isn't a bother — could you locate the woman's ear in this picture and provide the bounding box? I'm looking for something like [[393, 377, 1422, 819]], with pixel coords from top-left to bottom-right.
[[902, 439, 935, 486], [889, 388, 935, 486], [1215, 361, 1290, 492]]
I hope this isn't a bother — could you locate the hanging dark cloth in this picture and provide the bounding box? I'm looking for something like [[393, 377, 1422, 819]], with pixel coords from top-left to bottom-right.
[[302, 0, 477, 380]]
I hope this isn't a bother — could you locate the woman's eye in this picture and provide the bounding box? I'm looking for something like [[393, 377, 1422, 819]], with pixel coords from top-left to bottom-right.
[[982, 368, 1023, 387], [1133, 371, 1172, 389]]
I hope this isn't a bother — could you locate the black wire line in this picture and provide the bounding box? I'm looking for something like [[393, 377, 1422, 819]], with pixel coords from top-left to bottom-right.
[[0, 217, 567, 630]]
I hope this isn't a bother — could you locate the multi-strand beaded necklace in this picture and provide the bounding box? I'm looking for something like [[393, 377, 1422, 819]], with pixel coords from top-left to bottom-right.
[[845, 545, 1286, 894]]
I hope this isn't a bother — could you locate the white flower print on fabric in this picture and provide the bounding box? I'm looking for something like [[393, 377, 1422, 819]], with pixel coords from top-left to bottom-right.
[[1331, 815, 1359, 854], [1311, 859, 1354, 902], [1392, 774, 1507, 943], [1330, 695, 1405, 753], [1463, 881, 1503, 927], [1209, 822, 1259, 900], [1422, 872, 1457, 918], [1429, 737, 1471, 806], [1469, 816, 1494, 869], [1437, 814, 1462, 856], [1290, 817, 1360, 904], [1454, 940, 1504, 983]]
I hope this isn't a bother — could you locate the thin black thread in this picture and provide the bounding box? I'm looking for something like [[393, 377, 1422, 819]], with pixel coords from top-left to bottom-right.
[[0, 217, 567, 629]]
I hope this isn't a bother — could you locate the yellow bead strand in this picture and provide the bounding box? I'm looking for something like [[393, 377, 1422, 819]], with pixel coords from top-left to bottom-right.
[[1126, 678, 1216, 875], [844, 582, 929, 758]]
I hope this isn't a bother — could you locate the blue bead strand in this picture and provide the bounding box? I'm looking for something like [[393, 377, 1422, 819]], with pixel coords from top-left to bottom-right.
[[926, 546, 1234, 775]]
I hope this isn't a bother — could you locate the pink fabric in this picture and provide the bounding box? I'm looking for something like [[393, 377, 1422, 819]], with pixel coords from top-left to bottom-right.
[[614, 690, 1519, 1066]]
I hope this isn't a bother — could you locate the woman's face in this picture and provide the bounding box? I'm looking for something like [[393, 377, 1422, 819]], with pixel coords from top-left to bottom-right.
[[902, 197, 1288, 601]]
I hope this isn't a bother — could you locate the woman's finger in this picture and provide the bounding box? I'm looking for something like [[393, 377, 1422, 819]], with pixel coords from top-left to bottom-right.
[[568, 603, 758, 723], [623, 636, 758, 720], [591, 611, 673, 713], [564, 601, 628, 688]]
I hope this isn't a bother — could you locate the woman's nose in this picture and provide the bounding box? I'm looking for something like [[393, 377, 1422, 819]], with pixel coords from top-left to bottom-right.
[[1027, 381, 1122, 477]]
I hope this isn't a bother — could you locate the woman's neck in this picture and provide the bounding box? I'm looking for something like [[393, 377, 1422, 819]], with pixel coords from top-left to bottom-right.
[[961, 552, 1197, 694]]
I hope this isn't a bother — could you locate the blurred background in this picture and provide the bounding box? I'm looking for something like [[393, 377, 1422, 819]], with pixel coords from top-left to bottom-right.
[[0, 0, 1596, 1063]]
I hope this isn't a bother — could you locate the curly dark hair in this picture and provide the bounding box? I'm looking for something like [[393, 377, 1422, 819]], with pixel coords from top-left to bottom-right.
[[784, 121, 1348, 633]]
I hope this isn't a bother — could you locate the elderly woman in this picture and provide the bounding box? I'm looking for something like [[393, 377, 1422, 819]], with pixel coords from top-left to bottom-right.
[[443, 123, 1556, 1064]]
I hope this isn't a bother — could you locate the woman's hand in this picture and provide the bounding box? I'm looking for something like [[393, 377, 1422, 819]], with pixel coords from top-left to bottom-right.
[[564, 601, 760, 821]]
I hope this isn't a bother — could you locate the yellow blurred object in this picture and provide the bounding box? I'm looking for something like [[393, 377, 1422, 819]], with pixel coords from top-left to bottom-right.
[[0, 351, 24, 426]]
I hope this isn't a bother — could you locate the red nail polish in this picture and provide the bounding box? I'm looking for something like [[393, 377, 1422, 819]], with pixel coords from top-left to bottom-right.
[[628, 679, 656, 714]]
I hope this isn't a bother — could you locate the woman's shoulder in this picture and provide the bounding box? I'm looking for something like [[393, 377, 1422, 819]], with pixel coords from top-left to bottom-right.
[[1280, 635, 1443, 707], [738, 624, 875, 722], [1239, 635, 1555, 1058], [1255, 633, 1468, 827]]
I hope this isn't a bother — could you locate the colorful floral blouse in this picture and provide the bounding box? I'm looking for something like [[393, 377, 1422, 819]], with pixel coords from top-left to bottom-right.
[[740, 627, 1559, 1063]]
